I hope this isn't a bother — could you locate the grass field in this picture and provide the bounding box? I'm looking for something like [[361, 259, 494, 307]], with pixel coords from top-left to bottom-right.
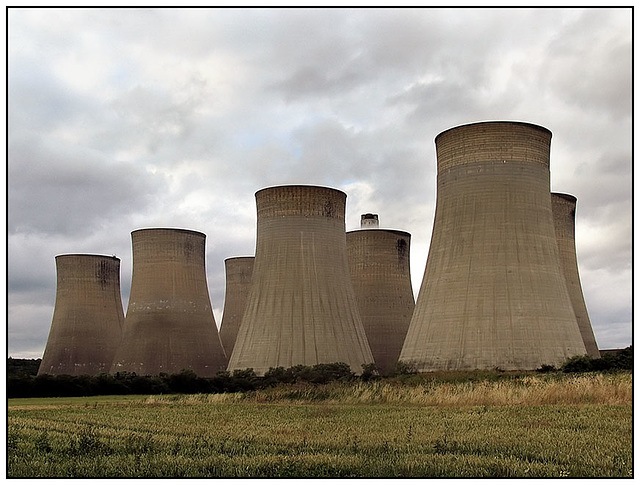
[[7, 372, 632, 478]]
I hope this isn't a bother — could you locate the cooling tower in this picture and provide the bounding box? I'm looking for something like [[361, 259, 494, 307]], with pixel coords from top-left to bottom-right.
[[228, 185, 374, 375], [400, 121, 587, 371], [38, 254, 124, 376], [360, 213, 380, 228], [347, 223, 415, 374], [110, 228, 227, 377], [219, 256, 255, 356], [551, 192, 600, 357]]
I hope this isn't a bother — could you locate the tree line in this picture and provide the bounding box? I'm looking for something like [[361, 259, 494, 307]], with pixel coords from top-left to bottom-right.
[[7, 347, 632, 399]]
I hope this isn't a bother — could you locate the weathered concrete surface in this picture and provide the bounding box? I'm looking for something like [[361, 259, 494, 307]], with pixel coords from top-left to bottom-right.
[[551, 192, 600, 358], [219, 256, 254, 356], [400, 121, 587, 371], [111, 228, 227, 377], [39, 254, 124, 376], [228, 185, 374, 375], [347, 228, 415, 374]]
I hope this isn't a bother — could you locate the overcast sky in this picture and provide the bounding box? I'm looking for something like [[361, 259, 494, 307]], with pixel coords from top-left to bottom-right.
[[8, 7, 632, 359]]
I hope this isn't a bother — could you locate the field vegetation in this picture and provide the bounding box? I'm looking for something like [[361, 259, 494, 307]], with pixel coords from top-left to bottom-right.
[[7, 346, 633, 399], [7, 370, 632, 478]]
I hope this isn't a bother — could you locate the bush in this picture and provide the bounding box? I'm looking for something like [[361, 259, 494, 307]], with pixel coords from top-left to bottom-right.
[[536, 364, 557, 373], [302, 363, 355, 384], [263, 367, 296, 386], [166, 369, 206, 394], [561, 355, 594, 373], [392, 361, 418, 376], [600, 346, 633, 370], [360, 363, 380, 382], [7, 358, 41, 378], [229, 368, 259, 392], [561, 347, 633, 373]]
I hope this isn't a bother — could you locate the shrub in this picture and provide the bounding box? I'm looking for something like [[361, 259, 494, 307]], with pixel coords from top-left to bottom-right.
[[263, 366, 296, 386], [7, 358, 41, 378], [392, 361, 418, 376], [561, 355, 595, 373], [360, 363, 380, 382], [229, 368, 259, 392], [600, 346, 633, 370], [536, 364, 557, 373], [561, 347, 633, 373], [303, 363, 355, 384], [166, 369, 206, 394]]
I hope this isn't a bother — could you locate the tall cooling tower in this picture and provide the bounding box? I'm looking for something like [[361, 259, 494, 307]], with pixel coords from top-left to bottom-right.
[[551, 192, 600, 357], [38, 254, 124, 376], [219, 256, 254, 356], [228, 185, 374, 375], [400, 121, 586, 371], [110, 228, 227, 377], [347, 221, 415, 375]]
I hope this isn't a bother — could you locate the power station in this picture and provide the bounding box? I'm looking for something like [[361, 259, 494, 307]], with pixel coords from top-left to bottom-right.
[[110, 228, 227, 377], [228, 185, 374, 375], [219, 256, 255, 356], [400, 121, 587, 371], [347, 216, 415, 374], [34, 122, 602, 376], [39, 254, 124, 376], [551, 192, 600, 358]]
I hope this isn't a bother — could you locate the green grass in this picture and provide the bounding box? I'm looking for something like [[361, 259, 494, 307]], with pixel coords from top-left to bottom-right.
[[7, 372, 632, 478]]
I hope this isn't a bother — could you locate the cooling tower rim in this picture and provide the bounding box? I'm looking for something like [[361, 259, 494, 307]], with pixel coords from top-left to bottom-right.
[[225, 255, 255, 262], [347, 228, 411, 238], [551, 192, 577, 203], [55, 253, 120, 261], [255, 184, 347, 198], [435, 120, 552, 143], [131, 227, 206, 237]]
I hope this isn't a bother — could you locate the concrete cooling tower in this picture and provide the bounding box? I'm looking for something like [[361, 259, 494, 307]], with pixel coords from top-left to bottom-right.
[[110, 228, 227, 377], [219, 256, 255, 356], [360, 213, 380, 228], [347, 219, 415, 375], [400, 121, 586, 371], [39, 254, 124, 376], [551, 192, 600, 358], [228, 185, 374, 375]]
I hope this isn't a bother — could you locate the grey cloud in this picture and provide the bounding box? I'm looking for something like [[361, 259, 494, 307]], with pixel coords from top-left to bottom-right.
[[9, 55, 88, 131], [8, 302, 55, 358], [107, 80, 208, 156], [581, 267, 632, 349], [388, 79, 483, 128], [542, 9, 631, 118], [8, 249, 55, 299], [271, 65, 364, 101], [9, 134, 166, 236]]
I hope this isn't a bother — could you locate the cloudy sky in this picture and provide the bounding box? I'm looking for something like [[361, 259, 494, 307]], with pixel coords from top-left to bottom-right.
[[8, 7, 632, 359]]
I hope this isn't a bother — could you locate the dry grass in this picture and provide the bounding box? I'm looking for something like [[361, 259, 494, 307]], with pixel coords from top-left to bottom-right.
[[177, 372, 631, 407], [346, 373, 634, 406]]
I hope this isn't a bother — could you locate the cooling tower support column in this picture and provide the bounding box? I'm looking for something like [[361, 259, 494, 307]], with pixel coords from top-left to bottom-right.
[[219, 256, 255, 356], [551, 192, 600, 358], [400, 121, 586, 371], [110, 228, 227, 377], [347, 228, 415, 375], [39, 254, 124, 376], [228, 185, 374, 375]]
